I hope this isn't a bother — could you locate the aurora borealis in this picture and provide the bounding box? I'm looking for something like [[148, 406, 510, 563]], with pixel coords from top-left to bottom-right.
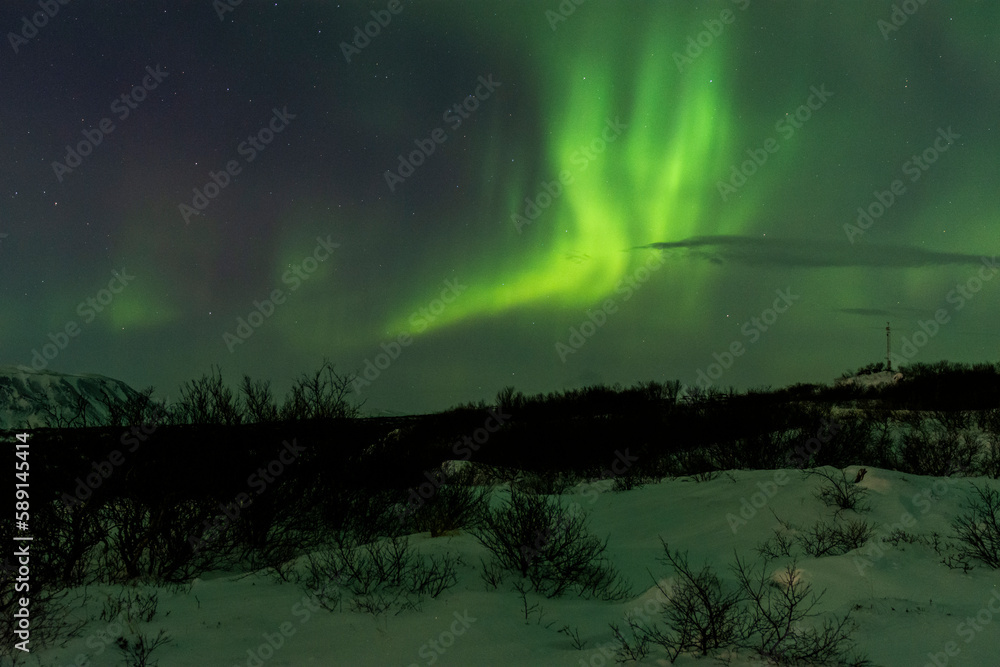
[[1, 1, 998, 414]]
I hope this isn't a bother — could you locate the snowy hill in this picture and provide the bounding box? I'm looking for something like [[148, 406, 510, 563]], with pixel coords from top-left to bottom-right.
[[835, 371, 903, 388], [0, 365, 143, 430], [17, 465, 1000, 666]]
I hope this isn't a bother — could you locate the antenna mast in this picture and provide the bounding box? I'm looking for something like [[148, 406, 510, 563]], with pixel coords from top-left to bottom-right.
[[886, 321, 891, 372]]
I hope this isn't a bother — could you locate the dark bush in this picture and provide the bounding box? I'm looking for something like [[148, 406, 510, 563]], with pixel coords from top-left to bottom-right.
[[612, 544, 872, 665], [652, 543, 743, 658], [951, 483, 1000, 568], [97, 497, 225, 584], [279, 359, 361, 421], [473, 488, 629, 599], [809, 468, 871, 514], [31, 499, 104, 586], [172, 365, 243, 426], [731, 555, 871, 666], [899, 413, 979, 476], [0, 518, 86, 658], [797, 519, 875, 558], [305, 533, 459, 614], [411, 479, 491, 537]]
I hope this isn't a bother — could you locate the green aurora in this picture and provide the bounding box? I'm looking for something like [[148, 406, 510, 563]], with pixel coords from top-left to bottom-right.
[[385, 3, 738, 334], [3, 1, 998, 413]]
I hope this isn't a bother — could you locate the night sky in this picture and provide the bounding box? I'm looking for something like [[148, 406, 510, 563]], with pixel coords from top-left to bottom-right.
[[2, 1, 998, 414]]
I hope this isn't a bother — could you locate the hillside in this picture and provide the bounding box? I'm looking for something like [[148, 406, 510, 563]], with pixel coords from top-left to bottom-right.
[[0, 366, 142, 430], [13, 466, 1000, 666], [5, 363, 1000, 665]]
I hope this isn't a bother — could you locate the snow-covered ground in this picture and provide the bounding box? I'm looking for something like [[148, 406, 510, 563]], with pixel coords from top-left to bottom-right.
[[15, 465, 1000, 667]]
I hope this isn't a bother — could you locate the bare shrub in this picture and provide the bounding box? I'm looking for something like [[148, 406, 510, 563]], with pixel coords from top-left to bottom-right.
[[495, 385, 527, 413], [473, 489, 629, 599], [280, 358, 361, 420], [98, 385, 168, 428], [899, 413, 979, 477], [807, 468, 871, 515], [32, 499, 104, 586], [173, 365, 243, 426], [116, 629, 172, 667], [0, 567, 85, 659], [797, 519, 876, 558], [611, 545, 872, 665], [412, 481, 490, 537], [732, 555, 871, 666], [325, 487, 409, 545], [517, 469, 579, 495], [668, 449, 718, 479], [97, 498, 222, 584], [972, 429, 1000, 479], [611, 469, 654, 492], [756, 528, 796, 560], [657, 544, 743, 658], [951, 483, 1000, 568], [239, 375, 279, 423], [305, 534, 458, 614]]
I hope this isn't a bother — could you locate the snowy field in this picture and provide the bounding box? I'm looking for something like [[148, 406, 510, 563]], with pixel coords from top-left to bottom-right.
[[12, 465, 1000, 667]]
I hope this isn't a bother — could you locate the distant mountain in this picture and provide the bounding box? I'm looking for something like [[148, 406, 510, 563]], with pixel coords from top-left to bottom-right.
[[0, 366, 143, 430]]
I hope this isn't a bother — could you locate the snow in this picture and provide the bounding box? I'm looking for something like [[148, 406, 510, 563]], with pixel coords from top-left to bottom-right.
[[0, 366, 140, 430], [16, 466, 1000, 666], [835, 371, 903, 388]]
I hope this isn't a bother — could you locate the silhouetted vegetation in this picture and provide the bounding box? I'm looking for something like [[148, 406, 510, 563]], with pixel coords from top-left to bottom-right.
[[5, 358, 1000, 594], [951, 484, 1000, 569], [473, 488, 630, 600], [611, 543, 871, 665]]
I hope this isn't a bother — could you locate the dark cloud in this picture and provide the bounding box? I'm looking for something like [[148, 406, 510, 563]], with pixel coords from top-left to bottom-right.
[[637, 235, 995, 270], [838, 308, 892, 317], [836, 307, 926, 318]]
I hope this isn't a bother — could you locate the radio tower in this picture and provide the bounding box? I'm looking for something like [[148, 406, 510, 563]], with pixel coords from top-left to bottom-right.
[[886, 322, 891, 372]]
